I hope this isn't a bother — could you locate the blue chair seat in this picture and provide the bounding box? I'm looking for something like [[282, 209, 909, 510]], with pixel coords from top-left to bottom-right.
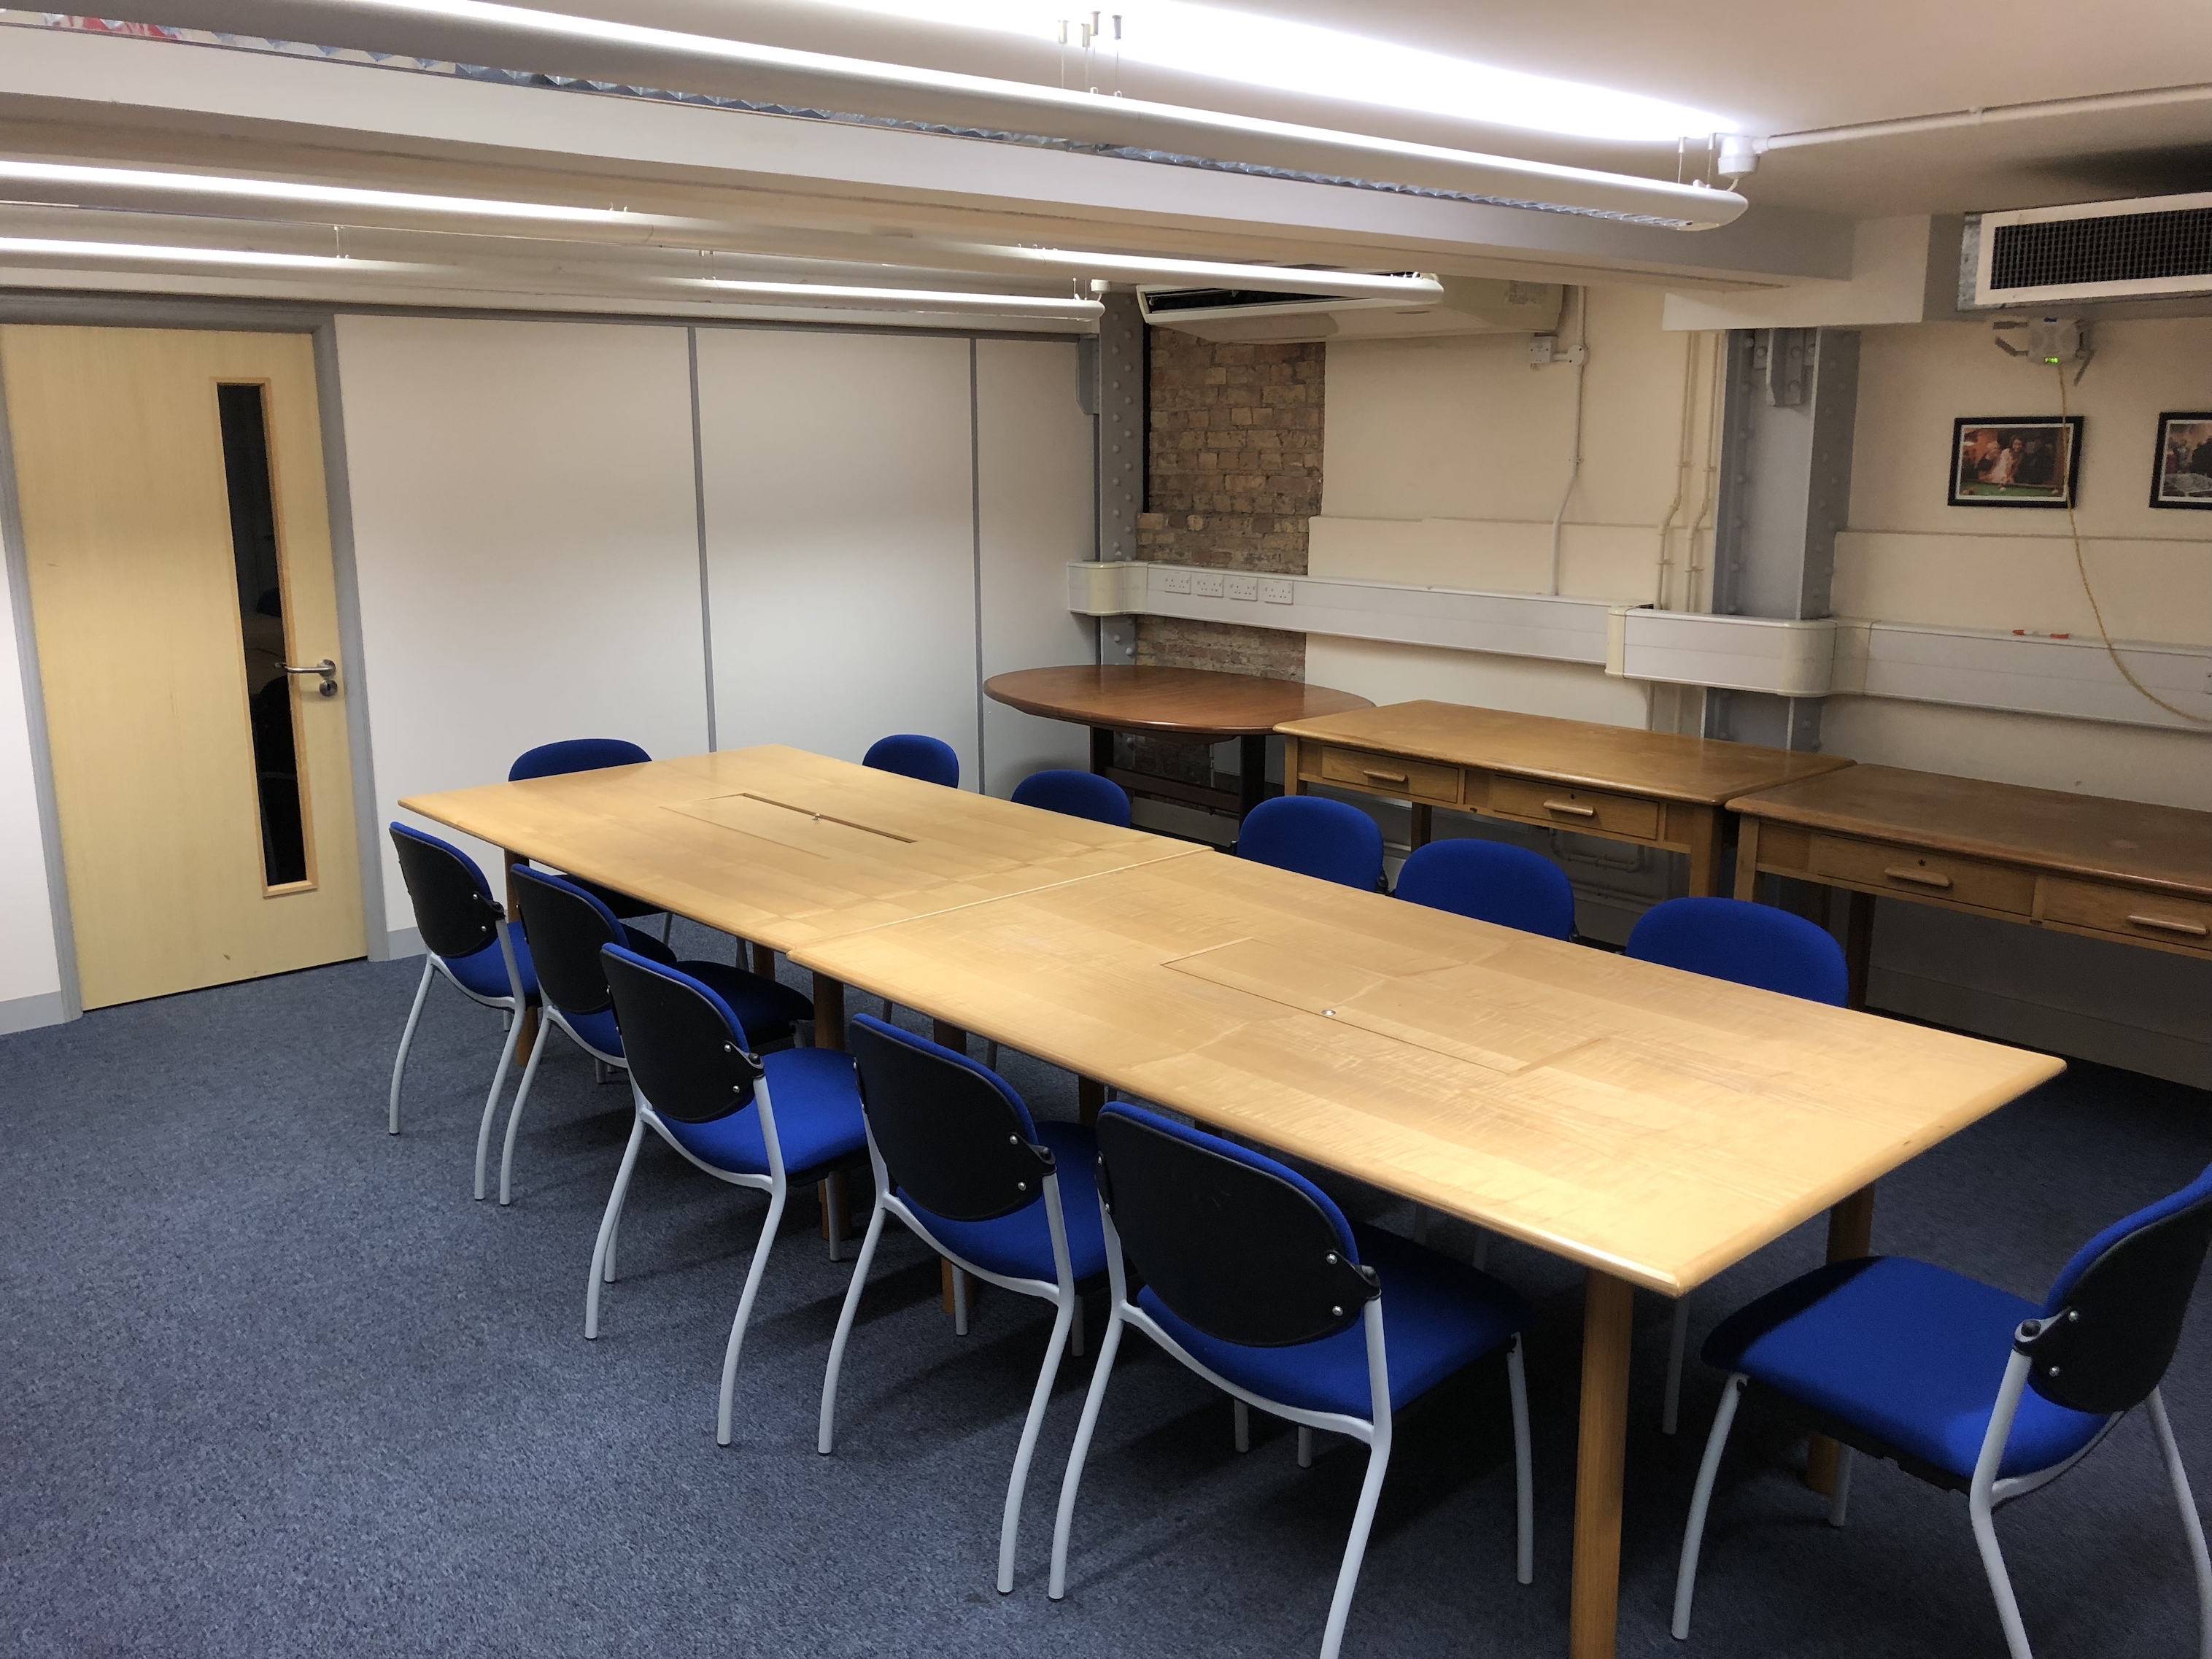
[[1705, 1256, 2112, 1480], [564, 955, 813, 1056], [660, 1048, 865, 1179], [442, 927, 538, 1002], [902, 1121, 1108, 1283], [1138, 1222, 1531, 1418]]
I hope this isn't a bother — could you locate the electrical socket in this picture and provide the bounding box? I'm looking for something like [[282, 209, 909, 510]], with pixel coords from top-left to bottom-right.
[[1191, 571, 1226, 598], [1225, 574, 1258, 600], [1527, 333, 1556, 366], [1258, 578, 1295, 604], [1160, 567, 1192, 594]]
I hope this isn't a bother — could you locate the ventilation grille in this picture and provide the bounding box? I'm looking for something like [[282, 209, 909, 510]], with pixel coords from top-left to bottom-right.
[[1989, 206, 2212, 292]]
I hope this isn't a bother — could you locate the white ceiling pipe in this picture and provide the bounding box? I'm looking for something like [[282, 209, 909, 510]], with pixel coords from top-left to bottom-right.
[[950, 247, 1442, 298], [306, 0, 1745, 228], [0, 234, 438, 271], [673, 275, 1102, 316]]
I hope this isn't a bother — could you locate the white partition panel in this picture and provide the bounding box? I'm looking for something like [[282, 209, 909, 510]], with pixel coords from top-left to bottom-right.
[[338, 316, 708, 940], [697, 328, 978, 783], [976, 339, 1096, 799]]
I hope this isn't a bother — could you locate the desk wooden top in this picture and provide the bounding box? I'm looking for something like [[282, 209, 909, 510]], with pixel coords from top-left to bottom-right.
[[400, 746, 1207, 953], [792, 854, 2060, 1296], [1276, 700, 1854, 805], [1731, 765, 2212, 899], [986, 665, 1372, 738]]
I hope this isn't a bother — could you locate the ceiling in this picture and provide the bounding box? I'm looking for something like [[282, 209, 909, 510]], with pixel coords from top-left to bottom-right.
[[0, 1, 2200, 320]]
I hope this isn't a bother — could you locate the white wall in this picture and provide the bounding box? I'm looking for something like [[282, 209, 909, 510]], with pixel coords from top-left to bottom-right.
[[0, 520, 63, 1028], [976, 338, 1097, 797], [339, 315, 710, 940], [697, 328, 981, 782]]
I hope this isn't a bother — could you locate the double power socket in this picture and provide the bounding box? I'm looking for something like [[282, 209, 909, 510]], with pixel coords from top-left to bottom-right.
[[1160, 567, 1295, 605]]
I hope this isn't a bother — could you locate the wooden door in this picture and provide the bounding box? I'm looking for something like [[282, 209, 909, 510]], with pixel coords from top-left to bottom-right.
[[5, 326, 363, 1008]]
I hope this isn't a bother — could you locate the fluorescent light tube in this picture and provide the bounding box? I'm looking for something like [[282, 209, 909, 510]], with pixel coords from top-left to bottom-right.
[[678, 275, 1102, 314], [0, 159, 703, 229], [320, 0, 1746, 227], [960, 247, 1440, 298], [0, 236, 436, 271]]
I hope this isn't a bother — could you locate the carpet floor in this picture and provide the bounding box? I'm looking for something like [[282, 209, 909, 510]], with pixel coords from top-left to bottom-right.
[[4, 927, 2208, 1658]]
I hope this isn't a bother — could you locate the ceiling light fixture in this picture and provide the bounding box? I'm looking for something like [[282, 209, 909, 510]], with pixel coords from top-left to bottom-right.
[[676, 275, 1103, 316], [0, 235, 437, 271], [813, 1, 1738, 144], [959, 247, 1440, 298], [324, 0, 1745, 227], [0, 159, 702, 229]]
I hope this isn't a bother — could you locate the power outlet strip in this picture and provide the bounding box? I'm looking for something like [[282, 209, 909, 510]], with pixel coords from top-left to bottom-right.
[[1225, 574, 1258, 600], [1259, 578, 1295, 604], [1160, 567, 1193, 594], [1191, 571, 1226, 598]]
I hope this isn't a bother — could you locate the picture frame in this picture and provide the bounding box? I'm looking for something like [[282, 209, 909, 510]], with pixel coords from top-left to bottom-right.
[[2151, 412, 2212, 510], [1949, 416, 2082, 508]]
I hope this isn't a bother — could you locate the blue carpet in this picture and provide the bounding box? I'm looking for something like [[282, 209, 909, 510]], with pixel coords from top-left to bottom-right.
[[2, 924, 2207, 1658]]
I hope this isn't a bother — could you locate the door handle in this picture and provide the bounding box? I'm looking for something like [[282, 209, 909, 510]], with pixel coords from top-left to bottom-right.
[[280, 658, 339, 698]]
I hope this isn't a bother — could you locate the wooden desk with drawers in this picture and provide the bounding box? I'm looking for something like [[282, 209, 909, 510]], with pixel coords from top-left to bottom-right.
[[1731, 765, 2212, 1006], [1276, 700, 1855, 896]]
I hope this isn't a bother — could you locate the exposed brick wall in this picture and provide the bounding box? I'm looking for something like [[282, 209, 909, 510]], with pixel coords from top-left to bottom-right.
[[1126, 329, 1320, 781]]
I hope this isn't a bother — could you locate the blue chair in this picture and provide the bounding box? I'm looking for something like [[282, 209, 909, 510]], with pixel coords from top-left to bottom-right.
[[498, 867, 813, 1207], [509, 739, 665, 927], [1010, 768, 1132, 828], [386, 824, 537, 1197], [589, 946, 868, 1447], [1237, 795, 1385, 891], [1048, 1104, 1534, 1659], [1630, 895, 1849, 1432], [1672, 1163, 2212, 1656], [819, 1016, 1107, 1593], [863, 733, 960, 789], [1395, 839, 1575, 939]]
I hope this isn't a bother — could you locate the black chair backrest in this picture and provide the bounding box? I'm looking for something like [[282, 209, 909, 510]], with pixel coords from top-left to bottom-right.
[[601, 945, 762, 1124], [1096, 1105, 1377, 1349], [2021, 1174, 2212, 1415], [848, 1014, 1052, 1222], [390, 823, 500, 961], [511, 866, 622, 1017]]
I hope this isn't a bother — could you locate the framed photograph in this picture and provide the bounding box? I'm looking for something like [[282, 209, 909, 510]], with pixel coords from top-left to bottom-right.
[[2151, 412, 2212, 509], [1949, 416, 2082, 508]]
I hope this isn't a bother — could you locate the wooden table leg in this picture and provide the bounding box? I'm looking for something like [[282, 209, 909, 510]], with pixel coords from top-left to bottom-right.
[[1841, 889, 1874, 1013], [811, 972, 846, 1051], [1571, 1269, 1636, 1659], [1237, 732, 1269, 821], [1732, 818, 1762, 902], [1281, 735, 1304, 797], [932, 1018, 969, 1055], [1409, 802, 1434, 851], [500, 849, 538, 1061], [1685, 805, 1728, 898], [1078, 1075, 1107, 1126], [1089, 724, 1115, 776], [751, 939, 776, 978], [1805, 1184, 1877, 1493]]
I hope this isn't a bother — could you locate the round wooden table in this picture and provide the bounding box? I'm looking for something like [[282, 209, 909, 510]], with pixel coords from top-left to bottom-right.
[[985, 665, 1373, 821]]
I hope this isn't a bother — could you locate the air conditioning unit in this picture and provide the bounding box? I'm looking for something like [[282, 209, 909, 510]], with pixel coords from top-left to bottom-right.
[[1962, 193, 2212, 307], [1137, 276, 1563, 341]]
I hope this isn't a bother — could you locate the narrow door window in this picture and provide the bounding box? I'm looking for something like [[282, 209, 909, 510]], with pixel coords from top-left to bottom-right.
[[217, 382, 310, 889]]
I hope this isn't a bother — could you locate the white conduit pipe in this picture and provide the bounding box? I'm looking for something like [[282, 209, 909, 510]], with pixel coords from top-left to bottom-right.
[[1547, 285, 1588, 598]]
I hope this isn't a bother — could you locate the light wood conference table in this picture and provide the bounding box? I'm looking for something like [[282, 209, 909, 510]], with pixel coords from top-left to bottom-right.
[[1276, 700, 1855, 896], [789, 851, 2062, 1659]]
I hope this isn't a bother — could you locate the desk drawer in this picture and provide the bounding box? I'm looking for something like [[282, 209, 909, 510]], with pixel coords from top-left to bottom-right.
[[1809, 835, 2035, 914], [1315, 746, 1461, 805], [2043, 878, 2212, 948], [1488, 776, 1661, 840]]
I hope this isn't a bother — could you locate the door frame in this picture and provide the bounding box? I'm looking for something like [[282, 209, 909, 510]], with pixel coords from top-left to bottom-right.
[[0, 296, 392, 1026]]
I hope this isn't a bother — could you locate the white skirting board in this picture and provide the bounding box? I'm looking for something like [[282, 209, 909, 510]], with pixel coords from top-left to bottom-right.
[[0, 989, 69, 1035]]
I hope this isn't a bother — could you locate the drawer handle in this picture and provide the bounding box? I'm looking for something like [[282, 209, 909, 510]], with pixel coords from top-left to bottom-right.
[[2127, 913, 2210, 937], [1360, 769, 1409, 785], [1883, 865, 1953, 889], [1543, 799, 1598, 819]]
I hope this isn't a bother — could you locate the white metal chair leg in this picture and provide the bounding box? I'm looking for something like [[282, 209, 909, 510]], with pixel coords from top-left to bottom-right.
[[817, 1202, 890, 1455], [585, 1116, 646, 1339], [1828, 1446, 1854, 1528], [1672, 1371, 1746, 1639], [497, 1021, 553, 1207], [472, 1007, 525, 1201], [1298, 1426, 1315, 1468], [2148, 1388, 2212, 1659], [1049, 1310, 1127, 1599], [997, 1296, 1078, 1594], [1969, 1353, 2037, 1659], [1318, 1434, 1393, 1659], [1663, 1297, 1691, 1434], [388, 958, 433, 1134], [716, 1187, 789, 1447], [1508, 1335, 1534, 1585], [953, 1264, 970, 1336], [1234, 1398, 1251, 1453]]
